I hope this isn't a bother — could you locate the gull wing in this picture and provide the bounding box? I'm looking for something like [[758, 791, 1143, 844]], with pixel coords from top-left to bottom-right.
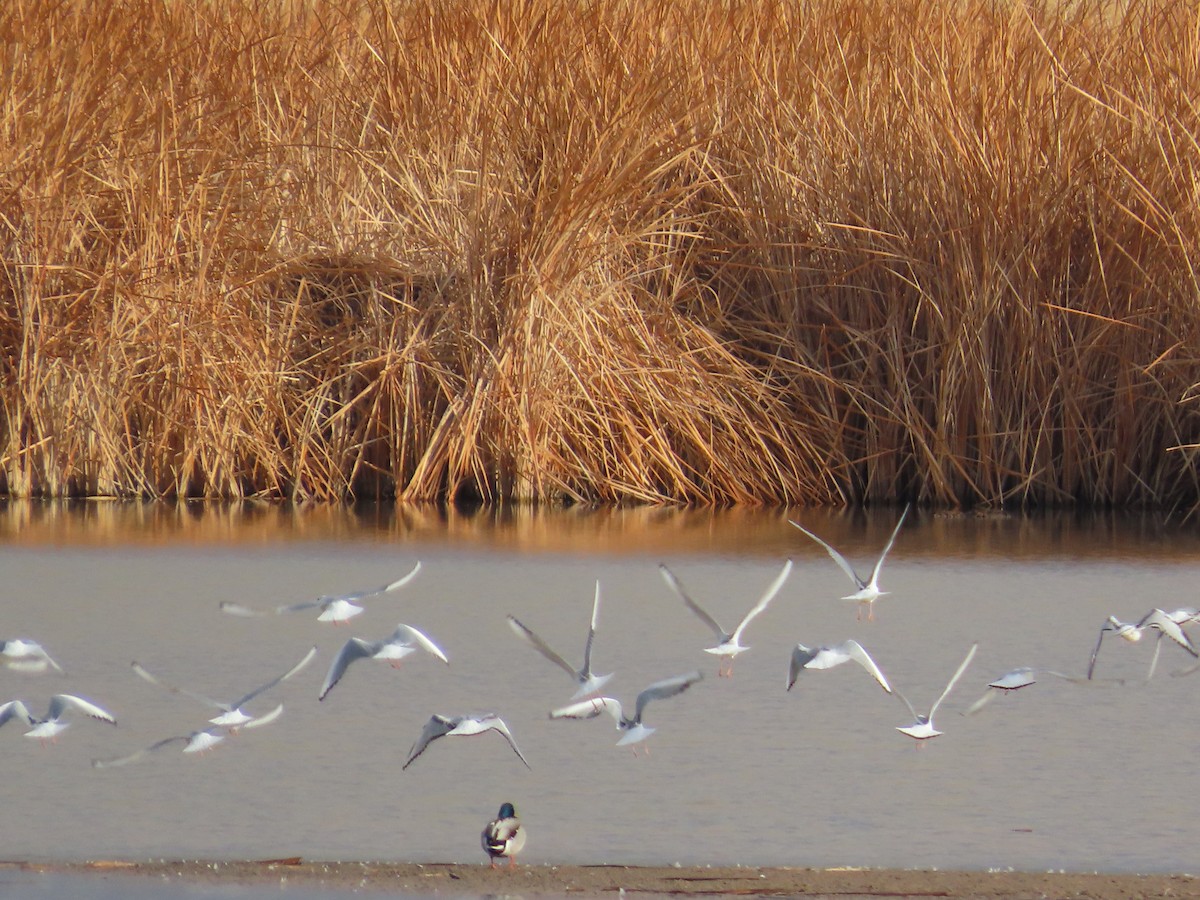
[[241, 703, 284, 729], [0, 700, 33, 728], [508, 616, 578, 679], [843, 640, 892, 692], [893, 688, 920, 722], [318, 638, 383, 701], [92, 735, 191, 769], [1087, 619, 1119, 680], [275, 562, 423, 614], [927, 643, 977, 721], [730, 560, 793, 643], [218, 601, 269, 617], [232, 645, 318, 708], [867, 505, 910, 587], [659, 565, 727, 639], [1138, 609, 1199, 655], [390, 624, 449, 665], [788, 520, 866, 590], [333, 561, 424, 603], [47, 694, 116, 725], [581, 580, 601, 678], [452, 714, 530, 769], [963, 689, 999, 716], [132, 662, 227, 712], [40, 644, 65, 672], [789, 641, 890, 692], [275, 599, 325, 614], [787, 644, 820, 691], [363, 560, 423, 597], [403, 714, 456, 769], [549, 696, 623, 724], [632, 670, 703, 725]]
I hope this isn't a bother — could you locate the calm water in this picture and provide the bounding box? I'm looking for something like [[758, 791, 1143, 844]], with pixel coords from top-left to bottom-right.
[[2, 503, 1199, 874]]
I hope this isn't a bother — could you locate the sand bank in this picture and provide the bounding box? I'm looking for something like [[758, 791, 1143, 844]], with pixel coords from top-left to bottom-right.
[[7, 860, 1197, 899]]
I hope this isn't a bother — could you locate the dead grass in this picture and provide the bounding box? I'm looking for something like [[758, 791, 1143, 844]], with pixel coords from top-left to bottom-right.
[[1, 0, 1198, 507]]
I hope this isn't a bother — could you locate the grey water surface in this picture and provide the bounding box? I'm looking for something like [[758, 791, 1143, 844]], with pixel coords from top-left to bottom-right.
[[0, 871, 385, 900], [1, 504, 1199, 877]]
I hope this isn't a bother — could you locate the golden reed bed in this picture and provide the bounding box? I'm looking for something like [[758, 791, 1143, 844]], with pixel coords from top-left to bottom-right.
[[2, 0, 1199, 509]]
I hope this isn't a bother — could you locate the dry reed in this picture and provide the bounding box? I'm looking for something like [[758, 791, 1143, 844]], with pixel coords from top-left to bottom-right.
[[1, 0, 1199, 508]]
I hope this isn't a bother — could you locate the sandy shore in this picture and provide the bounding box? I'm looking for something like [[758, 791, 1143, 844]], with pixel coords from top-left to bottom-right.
[[7, 859, 1199, 899]]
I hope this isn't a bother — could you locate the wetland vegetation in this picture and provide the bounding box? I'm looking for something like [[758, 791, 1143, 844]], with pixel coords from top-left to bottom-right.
[[3, 0, 1199, 509]]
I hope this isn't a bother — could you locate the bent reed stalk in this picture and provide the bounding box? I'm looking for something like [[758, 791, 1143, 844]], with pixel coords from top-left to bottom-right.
[[2, 0, 1199, 508]]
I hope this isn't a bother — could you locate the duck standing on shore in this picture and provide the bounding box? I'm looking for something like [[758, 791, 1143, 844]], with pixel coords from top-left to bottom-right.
[[482, 802, 525, 869]]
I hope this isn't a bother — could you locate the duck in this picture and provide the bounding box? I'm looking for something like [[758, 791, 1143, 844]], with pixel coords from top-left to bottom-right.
[[482, 802, 526, 868]]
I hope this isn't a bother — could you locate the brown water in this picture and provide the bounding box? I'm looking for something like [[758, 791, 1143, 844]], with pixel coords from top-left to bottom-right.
[[2, 503, 1199, 873]]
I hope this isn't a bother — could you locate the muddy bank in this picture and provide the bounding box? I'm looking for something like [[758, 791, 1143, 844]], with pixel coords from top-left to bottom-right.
[[7, 860, 1198, 899]]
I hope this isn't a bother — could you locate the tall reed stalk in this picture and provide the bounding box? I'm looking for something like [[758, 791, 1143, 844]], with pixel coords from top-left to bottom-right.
[[1, 0, 1198, 507]]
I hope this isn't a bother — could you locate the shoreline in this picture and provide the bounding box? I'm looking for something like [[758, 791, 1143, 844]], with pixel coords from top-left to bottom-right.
[[6, 860, 1199, 899]]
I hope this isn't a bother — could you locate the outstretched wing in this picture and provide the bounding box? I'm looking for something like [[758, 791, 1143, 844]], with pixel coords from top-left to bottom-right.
[[508, 616, 578, 679], [403, 714, 455, 769], [336, 561, 424, 602], [844, 640, 892, 692], [581, 580, 602, 678], [963, 688, 998, 716], [319, 639, 382, 701], [1087, 621, 1112, 680], [788, 520, 865, 590], [92, 735, 190, 769], [275, 562, 424, 615], [730, 560, 793, 642], [218, 601, 269, 618], [232, 645, 318, 708], [893, 688, 920, 722], [0, 700, 34, 728], [787, 644, 819, 690], [868, 505, 910, 586], [928, 643, 977, 721], [469, 715, 531, 769], [633, 670, 703, 724], [390, 624, 449, 665], [274, 599, 327, 614], [47, 694, 116, 725], [1138, 609, 1199, 656], [241, 703, 284, 729], [659, 565, 726, 639], [132, 661, 226, 712]]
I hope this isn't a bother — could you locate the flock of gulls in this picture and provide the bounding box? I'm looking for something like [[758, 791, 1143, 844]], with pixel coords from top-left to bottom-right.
[[6, 505, 1200, 865]]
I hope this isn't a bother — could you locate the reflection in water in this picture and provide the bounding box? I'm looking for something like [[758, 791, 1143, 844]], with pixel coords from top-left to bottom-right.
[[0, 506, 1198, 874], [2, 499, 1200, 561]]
